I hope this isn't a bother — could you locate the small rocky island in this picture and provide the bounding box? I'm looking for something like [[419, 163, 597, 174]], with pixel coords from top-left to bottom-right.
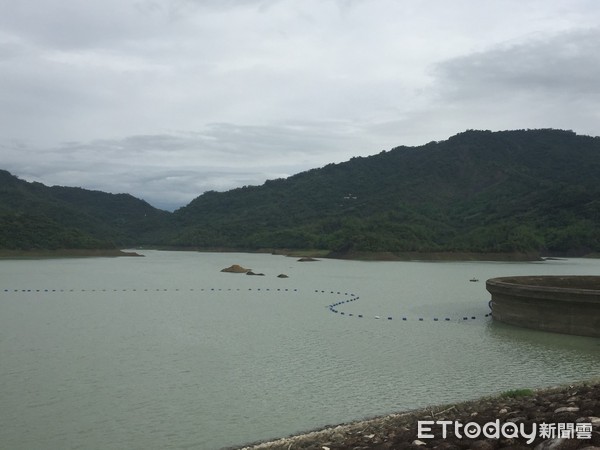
[[220, 264, 288, 278], [221, 264, 251, 273]]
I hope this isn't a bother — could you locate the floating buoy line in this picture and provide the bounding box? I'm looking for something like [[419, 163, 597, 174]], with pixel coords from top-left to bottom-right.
[[1, 287, 491, 322], [313, 289, 491, 322]]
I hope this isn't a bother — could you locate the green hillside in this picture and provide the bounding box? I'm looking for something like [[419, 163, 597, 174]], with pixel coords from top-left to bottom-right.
[[1, 129, 599, 256], [0, 170, 170, 250], [171, 129, 600, 256]]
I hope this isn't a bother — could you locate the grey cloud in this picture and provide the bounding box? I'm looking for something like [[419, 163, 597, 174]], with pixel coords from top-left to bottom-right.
[[363, 27, 600, 141], [434, 28, 600, 101], [0, 1, 155, 50], [1, 1, 600, 209], [3, 121, 378, 209]]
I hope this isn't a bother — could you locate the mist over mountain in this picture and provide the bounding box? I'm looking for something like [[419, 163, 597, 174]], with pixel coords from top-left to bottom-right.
[[2, 129, 599, 256]]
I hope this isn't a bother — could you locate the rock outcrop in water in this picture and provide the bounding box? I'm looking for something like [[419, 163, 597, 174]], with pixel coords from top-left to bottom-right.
[[246, 271, 265, 276], [221, 264, 251, 273]]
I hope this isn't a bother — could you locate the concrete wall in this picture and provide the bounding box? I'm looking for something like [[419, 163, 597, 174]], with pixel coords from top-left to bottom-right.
[[486, 276, 600, 338]]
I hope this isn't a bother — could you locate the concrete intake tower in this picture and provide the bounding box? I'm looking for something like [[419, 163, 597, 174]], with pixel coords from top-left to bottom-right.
[[486, 276, 600, 337]]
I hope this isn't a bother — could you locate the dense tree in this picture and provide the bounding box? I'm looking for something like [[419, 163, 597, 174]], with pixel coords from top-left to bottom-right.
[[171, 129, 600, 255], [1, 129, 599, 256], [0, 170, 171, 249]]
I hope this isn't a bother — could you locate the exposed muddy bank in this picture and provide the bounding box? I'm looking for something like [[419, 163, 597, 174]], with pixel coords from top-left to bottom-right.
[[0, 249, 142, 259], [138, 246, 552, 262]]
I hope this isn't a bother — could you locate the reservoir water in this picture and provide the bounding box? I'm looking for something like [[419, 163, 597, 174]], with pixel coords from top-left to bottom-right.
[[1, 251, 599, 449]]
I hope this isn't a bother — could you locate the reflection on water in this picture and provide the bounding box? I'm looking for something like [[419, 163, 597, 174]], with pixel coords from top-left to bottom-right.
[[0, 252, 598, 450]]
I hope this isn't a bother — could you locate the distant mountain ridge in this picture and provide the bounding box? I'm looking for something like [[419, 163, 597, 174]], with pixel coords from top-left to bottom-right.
[[1, 129, 599, 256]]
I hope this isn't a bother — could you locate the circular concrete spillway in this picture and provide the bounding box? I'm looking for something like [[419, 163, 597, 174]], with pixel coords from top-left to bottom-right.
[[486, 276, 600, 337]]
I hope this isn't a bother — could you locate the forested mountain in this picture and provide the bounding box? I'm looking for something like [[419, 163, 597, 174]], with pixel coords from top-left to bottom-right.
[[1, 129, 599, 256], [171, 129, 600, 255], [0, 170, 170, 250]]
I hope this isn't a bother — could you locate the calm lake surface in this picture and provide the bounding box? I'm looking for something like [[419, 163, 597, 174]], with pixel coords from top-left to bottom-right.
[[1, 251, 599, 449]]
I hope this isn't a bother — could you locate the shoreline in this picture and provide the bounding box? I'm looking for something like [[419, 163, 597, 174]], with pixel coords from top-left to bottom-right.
[[138, 247, 557, 262], [1, 246, 596, 262], [0, 248, 143, 259], [231, 379, 600, 449], [318, 250, 545, 262]]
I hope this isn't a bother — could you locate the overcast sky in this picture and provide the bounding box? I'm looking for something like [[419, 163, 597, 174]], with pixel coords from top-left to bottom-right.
[[1, 0, 600, 210]]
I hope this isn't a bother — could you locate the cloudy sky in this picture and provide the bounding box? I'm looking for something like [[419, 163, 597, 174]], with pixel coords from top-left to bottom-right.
[[1, 0, 599, 210]]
